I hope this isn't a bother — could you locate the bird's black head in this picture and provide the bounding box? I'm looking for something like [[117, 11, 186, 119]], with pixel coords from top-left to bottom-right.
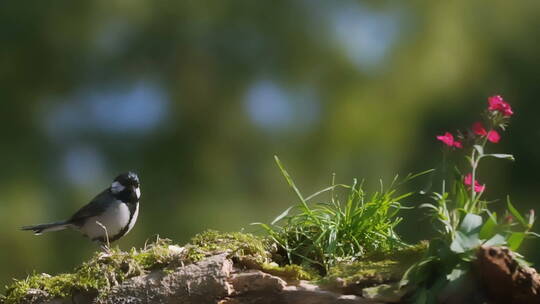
[[111, 172, 141, 202], [114, 172, 140, 188]]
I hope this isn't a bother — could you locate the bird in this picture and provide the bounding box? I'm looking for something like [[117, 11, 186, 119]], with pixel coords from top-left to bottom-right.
[[22, 172, 141, 246]]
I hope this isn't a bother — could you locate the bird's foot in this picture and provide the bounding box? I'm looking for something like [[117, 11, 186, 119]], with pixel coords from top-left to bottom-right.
[[98, 243, 114, 258], [100, 243, 111, 252]]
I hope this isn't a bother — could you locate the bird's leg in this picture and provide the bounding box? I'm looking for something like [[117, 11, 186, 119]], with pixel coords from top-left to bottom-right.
[[95, 220, 111, 252], [99, 243, 112, 254]]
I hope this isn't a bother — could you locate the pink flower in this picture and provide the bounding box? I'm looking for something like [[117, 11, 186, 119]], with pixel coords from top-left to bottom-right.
[[486, 130, 500, 143], [472, 122, 501, 143], [464, 173, 485, 193], [436, 132, 462, 148], [437, 132, 454, 146], [488, 95, 513, 117], [472, 122, 486, 136]]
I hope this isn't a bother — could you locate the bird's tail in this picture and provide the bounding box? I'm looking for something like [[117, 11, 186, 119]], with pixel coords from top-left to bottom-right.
[[21, 221, 71, 235]]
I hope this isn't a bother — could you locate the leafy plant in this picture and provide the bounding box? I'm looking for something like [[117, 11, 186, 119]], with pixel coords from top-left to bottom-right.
[[254, 156, 430, 274], [402, 95, 538, 303]]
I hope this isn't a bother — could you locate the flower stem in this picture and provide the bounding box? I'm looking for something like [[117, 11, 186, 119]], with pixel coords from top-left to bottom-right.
[[471, 149, 477, 205], [470, 135, 489, 212]]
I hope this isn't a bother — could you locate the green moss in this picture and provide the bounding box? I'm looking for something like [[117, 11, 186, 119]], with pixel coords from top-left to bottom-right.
[[362, 241, 429, 263], [186, 230, 320, 281], [131, 238, 180, 269], [2, 237, 180, 304], [2, 232, 274, 304], [260, 263, 317, 281], [2, 232, 424, 303], [324, 259, 400, 287], [4, 273, 76, 303], [321, 242, 428, 289], [186, 230, 270, 264]]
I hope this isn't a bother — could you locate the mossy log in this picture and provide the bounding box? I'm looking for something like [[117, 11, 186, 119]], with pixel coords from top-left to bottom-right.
[[2, 251, 381, 304], [98, 253, 380, 304], [2, 231, 540, 304]]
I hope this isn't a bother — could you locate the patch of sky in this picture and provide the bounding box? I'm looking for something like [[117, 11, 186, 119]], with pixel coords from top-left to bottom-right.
[[244, 79, 320, 133]]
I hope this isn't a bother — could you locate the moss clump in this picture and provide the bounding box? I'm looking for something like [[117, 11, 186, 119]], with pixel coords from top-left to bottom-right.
[[324, 259, 401, 288], [2, 232, 275, 304], [2, 237, 181, 304], [130, 238, 183, 270], [362, 241, 428, 264], [186, 230, 270, 264], [321, 242, 428, 289], [260, 263, 317, 281], [2, 231, 425, 303], [185, 230, 320, 281], [3, 273, 80, 303]]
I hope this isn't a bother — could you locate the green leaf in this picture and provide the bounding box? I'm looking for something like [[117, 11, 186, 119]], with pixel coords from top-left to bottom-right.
[[274, 155, 306, 203], [251, 222, 270, 229], [412, 288, 428, 304], [305, 185, 343, 201], [483, 234, 506, 247], [479, 212, 497, 239], [514, 255, 532, 268], [446, 267, 467, 282], [527, 231, 540, 238], [271, 206, 294, 225], [507, 232, 526, 251], [419, 203, 438, 210], [427, 277, 450, 302], [451, 231, 480, 253], [473, 145, 484, 155], [400, 257, 437, 288], [485, 153, 515, 161], [507, 198, 528, 227], [528, 210, 536, 227], [459, 213, 483, 234], [402, 168, 436, 182]]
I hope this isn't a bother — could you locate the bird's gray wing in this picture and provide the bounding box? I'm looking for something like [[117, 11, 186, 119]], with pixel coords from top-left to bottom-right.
[[69, 189, 113, 226]]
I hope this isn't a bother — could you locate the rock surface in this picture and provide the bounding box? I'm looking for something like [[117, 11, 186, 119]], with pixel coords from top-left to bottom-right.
[[35, 253, 382, 304], [8, 242, 540, 304], [474, 246, 540, 304]]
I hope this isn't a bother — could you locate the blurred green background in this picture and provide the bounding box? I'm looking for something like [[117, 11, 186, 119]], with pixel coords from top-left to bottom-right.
[[2, 1, 540, 289]]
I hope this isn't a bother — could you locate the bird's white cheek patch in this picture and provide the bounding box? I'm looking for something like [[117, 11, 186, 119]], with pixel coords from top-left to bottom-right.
[[135, 187, 141, 199], [111, 181, 125, 194]]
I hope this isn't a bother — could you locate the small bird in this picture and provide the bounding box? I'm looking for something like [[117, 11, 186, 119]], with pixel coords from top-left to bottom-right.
[[22, 172, 141, 246]]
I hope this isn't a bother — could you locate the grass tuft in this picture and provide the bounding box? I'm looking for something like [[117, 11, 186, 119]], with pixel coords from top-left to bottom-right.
[[255, 156, 429, 274]]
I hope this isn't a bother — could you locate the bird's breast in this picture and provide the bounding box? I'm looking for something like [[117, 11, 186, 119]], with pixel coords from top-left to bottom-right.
[[80, 200, 136, 241]]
